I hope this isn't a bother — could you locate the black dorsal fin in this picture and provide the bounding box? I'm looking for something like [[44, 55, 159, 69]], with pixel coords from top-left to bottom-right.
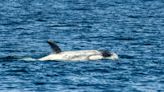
[[47, 40, 62, 53]]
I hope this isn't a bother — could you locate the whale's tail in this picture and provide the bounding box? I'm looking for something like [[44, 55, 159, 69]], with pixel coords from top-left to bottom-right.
[[47, 40, 62, 53]]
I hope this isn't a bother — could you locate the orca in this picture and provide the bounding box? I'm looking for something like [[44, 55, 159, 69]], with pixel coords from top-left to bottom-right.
[[38, 40, 118, 61]]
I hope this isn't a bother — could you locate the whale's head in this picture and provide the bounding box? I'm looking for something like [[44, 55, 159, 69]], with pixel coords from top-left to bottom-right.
[[101, 50, 119, 60]]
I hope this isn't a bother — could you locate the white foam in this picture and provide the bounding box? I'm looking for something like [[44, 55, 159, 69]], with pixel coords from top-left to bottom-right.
[[20, 57, 37, 61]]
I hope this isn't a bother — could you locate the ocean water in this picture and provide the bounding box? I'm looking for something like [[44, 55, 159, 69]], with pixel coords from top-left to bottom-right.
[[0, 0, 164, 92]]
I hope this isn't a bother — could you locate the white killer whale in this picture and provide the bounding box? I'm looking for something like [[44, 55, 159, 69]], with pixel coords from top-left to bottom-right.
[[38, 40, 118, 61]]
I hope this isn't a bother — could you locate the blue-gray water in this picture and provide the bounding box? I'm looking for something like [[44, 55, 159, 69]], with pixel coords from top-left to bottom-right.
[[0, 0, 164, 92]]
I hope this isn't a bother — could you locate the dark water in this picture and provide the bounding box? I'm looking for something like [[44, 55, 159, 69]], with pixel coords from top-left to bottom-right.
[[0, 0, 164, 92]]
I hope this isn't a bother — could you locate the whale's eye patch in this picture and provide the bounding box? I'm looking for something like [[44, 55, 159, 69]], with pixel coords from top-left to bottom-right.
[[101, 51, 112, 57]]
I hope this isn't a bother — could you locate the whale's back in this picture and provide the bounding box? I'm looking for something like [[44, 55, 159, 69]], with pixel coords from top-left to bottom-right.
[[39, 50, 103, 61]]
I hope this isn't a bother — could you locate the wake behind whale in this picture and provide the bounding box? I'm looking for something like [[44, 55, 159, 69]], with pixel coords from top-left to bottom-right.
[[0, 55, 36, 62]]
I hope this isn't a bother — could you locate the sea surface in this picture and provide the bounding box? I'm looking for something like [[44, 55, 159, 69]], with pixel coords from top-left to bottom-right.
[[0, 0, 164, 92]]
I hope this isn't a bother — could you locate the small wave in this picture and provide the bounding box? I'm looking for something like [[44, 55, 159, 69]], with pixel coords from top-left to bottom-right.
[[20, 57, 37, 61], [0, 55, 38, 62], [119, 55, 135, 59], [0, 55, 19, 61]]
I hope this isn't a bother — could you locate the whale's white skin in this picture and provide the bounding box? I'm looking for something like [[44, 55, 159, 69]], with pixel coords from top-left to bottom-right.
[[39, 50, 118, 61]]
